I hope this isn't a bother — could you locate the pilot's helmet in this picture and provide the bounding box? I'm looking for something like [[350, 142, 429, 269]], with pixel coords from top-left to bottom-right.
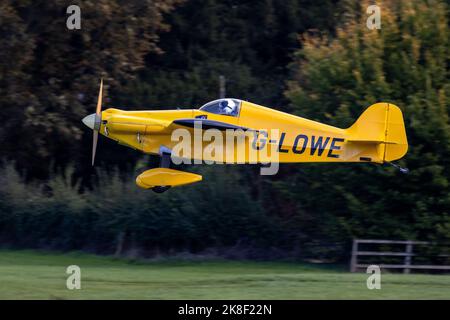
[[219, 99, 236, 115]]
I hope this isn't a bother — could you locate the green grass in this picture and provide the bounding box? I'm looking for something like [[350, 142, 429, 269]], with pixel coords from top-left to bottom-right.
[[0, 250, 449, 299]]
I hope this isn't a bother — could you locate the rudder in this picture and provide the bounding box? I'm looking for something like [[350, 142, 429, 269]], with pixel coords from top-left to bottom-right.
[[346, 103, 408, 162]]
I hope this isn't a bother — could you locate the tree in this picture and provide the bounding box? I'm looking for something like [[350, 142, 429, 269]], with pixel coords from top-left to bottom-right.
[[118, 0, 339, 108], [282, 0, 450, 254], [0, 0, 183, 179]]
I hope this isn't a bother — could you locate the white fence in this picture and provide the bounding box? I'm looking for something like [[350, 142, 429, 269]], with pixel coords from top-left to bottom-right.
[[350, 239, 450, 273]]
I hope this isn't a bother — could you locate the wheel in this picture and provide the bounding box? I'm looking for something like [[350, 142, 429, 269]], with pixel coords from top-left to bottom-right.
[[152, 186, 171, 193]]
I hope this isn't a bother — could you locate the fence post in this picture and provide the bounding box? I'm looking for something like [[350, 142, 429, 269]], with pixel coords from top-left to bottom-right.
[[404, 241, 413, 274], [350, 239, 358, 272]]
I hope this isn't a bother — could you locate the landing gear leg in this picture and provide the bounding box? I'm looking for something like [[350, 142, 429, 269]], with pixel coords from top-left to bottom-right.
[[151, 146, 172, 193], [159, 146, 172, 169]]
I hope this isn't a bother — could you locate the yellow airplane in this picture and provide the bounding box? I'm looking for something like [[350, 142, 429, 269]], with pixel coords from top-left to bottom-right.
[[82, 80, 408, 193]]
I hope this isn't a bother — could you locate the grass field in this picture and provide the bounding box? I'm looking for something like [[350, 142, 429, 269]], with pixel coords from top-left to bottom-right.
[[0, 250, 448, 299]]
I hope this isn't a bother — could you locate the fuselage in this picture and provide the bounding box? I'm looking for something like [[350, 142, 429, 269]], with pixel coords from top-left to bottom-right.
[[94, 99, 395, 164]]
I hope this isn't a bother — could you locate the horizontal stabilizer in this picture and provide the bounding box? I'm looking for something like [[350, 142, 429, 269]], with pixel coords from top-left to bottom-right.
[[346, 139, 397, 144]]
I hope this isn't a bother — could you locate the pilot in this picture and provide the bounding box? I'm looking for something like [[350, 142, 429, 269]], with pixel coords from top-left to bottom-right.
[[219, 99, 237, 115]]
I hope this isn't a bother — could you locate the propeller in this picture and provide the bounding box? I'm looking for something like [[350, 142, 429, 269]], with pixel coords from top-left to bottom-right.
[[82, 79, 103, 166]]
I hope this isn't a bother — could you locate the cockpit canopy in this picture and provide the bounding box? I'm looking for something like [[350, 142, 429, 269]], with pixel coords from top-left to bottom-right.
[[199, 98, 241, 117]]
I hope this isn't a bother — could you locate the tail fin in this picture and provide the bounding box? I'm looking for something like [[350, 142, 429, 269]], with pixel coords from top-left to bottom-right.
[[346, 103, 408, 162]]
